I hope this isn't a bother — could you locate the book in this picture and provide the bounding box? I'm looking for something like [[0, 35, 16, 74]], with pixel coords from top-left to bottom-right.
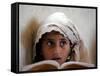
[[22, 60, 94, 72]]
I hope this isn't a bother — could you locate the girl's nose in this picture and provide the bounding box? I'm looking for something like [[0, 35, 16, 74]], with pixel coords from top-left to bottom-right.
[[53, 43, 61, 55]]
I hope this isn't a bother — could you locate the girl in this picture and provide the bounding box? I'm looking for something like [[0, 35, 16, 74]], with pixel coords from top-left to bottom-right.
[[33, 12, 91, 64]]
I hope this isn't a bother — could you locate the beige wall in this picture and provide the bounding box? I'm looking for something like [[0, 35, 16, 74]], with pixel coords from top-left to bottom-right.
[[19, 5, 96, 71]]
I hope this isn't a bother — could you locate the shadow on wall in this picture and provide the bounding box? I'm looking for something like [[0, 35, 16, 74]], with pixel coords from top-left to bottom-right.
[[21, 18, 39, 65]]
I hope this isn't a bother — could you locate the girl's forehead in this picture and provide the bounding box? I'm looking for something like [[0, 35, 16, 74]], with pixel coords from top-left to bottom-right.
[[41, 31, 68, 40], [42, 31, 63, 37], [47, 31, 64, 36]]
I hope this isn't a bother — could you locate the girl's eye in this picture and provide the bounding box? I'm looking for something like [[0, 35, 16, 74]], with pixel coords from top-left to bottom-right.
[[60, 41, 67, 47], [47, 41, 53, 46]]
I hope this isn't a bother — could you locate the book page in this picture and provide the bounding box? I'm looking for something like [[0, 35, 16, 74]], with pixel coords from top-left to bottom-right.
[[60, 61, 95, 69], [22, 60, 60, 71]]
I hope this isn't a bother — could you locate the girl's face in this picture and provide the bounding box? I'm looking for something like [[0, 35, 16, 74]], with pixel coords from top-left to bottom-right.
[[41, 31, 71, 65]]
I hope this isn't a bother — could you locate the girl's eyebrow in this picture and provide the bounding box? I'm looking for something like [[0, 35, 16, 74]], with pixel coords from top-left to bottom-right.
[[60, 38, 69, 42], [45, 38, 55, 41], [45, 38, 68, 41], [60, 38, 67, 41]]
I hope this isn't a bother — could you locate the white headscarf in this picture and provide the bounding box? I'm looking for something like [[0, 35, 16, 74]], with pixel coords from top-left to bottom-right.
[[33, 12, 81, 62]]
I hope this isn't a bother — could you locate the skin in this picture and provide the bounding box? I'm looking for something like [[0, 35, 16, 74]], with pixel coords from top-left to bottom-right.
[[41, 31, 71, 65]]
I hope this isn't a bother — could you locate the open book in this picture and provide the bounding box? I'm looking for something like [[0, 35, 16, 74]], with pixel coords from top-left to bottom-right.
[[22, 60, 94, 72]]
